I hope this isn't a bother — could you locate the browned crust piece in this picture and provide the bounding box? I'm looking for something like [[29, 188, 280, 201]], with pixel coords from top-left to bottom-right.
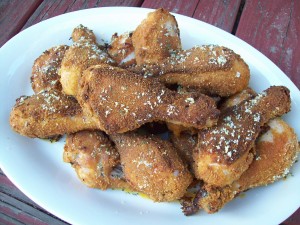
[[219, 87, 256, 111], [170, 132, 197, 171], [9, 90, 98, 138], [77, 64, 219, 134], [193, 86, 291, 187], [193, 118, 299, 214], [108, 32, 136, 67], [166, 86, 215, 136], [71, 24, 97, 43], [129, 45, 250, 97], [110, 132, 193, 202], [59, 25, 116, 96], [31, 45, 69, 93], [132, 8, 181, 65], [63, 130, 131, 190]]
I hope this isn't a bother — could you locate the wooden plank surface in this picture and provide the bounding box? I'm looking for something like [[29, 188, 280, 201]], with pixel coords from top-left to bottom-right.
[[142, 0, 199, 17], [236, 0, 300, 88], [1, 0, 300, 224], [193, 0, 242, 32], [236, 1, 300, 223], [0, 169, 69, 225], [142, 0, 242, 33], [0, 0, 42, 47], [22, 0, 143, 30]]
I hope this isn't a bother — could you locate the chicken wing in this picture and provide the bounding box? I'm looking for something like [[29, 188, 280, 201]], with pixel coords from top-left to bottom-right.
[[194, 118, 299, 214], [132, 8, 181, 65], [31, 45, 69, 93], [9, 90, 98, 138], [59, 24, 115, 96], [193, 86, 291, 187], [110, 132, 192, 201], [129, 45, 250, 97], [107, 32, 136, 67], [77, 64, 219, 134], [64, 130, 130, 190]]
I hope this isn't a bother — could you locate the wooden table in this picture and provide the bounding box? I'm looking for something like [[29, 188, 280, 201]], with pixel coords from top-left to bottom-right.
[[0, 0, 299, 224]]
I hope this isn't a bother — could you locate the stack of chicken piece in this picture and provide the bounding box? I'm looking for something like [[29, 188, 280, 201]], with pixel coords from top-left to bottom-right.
[[9, 8, 299, 214]]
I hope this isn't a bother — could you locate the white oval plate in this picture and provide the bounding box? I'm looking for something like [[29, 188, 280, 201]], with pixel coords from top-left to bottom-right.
[[0, 7, 299, 225]]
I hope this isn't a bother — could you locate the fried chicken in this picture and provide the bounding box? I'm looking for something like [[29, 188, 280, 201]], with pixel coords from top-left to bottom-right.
[[193, 86, 291, 187], [10, 64, 219, 138], [170, 132, 197, 170], [77, 64, 219, 134], [71, 24, 97, 42], [219, 87, 256, 110], [129, 45, 250, 97], [108, 32, 136, 67], [166, 86, 214, 136], [63, 130, 130, 190], [31, 45, 69, 93], [59, 24, 115, 96], [9, 90, 98, 138], [194, 118, 299, 214], [110, 132, 193, 202], [132, 8, 181, 65]]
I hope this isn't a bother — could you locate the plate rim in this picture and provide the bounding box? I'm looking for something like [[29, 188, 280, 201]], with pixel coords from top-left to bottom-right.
[[0, 6, 300, 225]]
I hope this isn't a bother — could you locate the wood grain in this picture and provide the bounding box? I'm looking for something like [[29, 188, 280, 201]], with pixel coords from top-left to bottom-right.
[[0, 169, 69, 225], [141, 0, 199, 16], [236, 0, 300, 88], [1, 1, 299, 224], [0, 0, 42, 47], [193, 0, 242, 32], [22, 0, 143, 30]]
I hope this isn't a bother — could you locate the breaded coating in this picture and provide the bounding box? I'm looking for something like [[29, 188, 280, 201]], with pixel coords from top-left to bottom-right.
[[9, 90, 98, 138], [132, 8, 181, 65], [71, 24, 97, 42], [77, 64, 219, 134], [219, 87, 256, 110], [10, 64, 219, 138], [194, 118, 299, 214], [193, 86, 291, 187], [31, 45, 69, 93], [108, 32, 136, 67], [166, 86, 212, 136], [166, 122, 197, 137], [63, 130, 130, 190], [110, 132, 193, 202], [59, 25, 115, 96], [129, 45, 250, 97], [170, 132, 197, 169]]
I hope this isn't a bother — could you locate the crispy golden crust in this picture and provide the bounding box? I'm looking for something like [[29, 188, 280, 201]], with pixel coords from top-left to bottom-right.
[[219, 87, 256, 111], [129, 45, 250, 97], [193, 86, 291, 187], [9, 90, 98, 138], [77, 64, 219, 134], [195, 118, 299, 213], [132, 8, 181, 65], [166, 122, 197, 137], [166, 86, 213, 136], [31, 45, 69, 93], [170, 132, 197, 169], [72, 24, 97, 43], [64, 130, 130, 190], [59, 25, 115, 96], [238, 118, 299, 187], [110, 132, 193, 202], [108, 32, 136, 67]]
